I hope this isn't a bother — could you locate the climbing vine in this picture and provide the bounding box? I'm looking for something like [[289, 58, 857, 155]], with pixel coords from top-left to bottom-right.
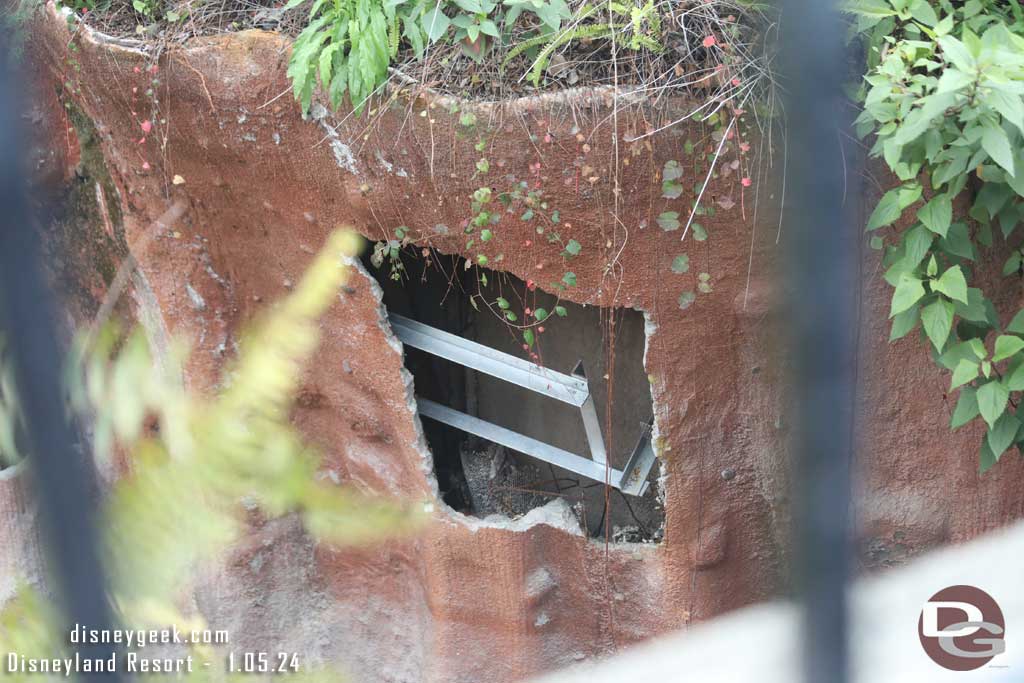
[[850, 0, 1024, 471], [370, 113, 580, 355]]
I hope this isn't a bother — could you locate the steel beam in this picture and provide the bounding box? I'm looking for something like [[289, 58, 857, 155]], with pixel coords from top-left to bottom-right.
[[417, 399, 624, 487], [390, 314, 589, 406]]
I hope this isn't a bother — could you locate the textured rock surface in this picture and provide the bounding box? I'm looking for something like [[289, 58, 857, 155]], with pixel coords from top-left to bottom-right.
[[5, 5, 1024, 682]]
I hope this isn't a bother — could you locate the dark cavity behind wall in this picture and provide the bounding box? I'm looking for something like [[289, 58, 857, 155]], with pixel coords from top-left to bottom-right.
[[364, 246, 664, 542]]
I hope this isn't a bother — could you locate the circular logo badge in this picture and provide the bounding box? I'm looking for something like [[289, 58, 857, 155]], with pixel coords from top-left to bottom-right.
[[918, 585, 1005, 671]]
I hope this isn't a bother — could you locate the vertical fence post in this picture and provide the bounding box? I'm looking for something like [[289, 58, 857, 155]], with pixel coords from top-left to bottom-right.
[[0, 34, 122, 683], [777, 2, 859, 682]]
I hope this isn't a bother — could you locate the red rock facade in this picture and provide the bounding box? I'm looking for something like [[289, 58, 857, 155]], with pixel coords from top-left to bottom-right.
[[8, 7, 1024, 682]]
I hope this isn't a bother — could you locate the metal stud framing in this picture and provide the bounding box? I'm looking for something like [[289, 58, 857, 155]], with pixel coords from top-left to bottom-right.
[[389, 313, 656, 496]]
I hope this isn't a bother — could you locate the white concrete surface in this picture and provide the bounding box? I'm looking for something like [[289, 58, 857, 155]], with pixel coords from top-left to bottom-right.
[[530, 522, 1024, 683]]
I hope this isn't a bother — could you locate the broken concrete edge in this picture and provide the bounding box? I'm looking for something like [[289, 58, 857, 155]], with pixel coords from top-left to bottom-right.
[[348, 254, 665, 545], [642, 312, 670, 511], [530, 519, 1024, 683], [49, 2, 700, 119], [0, 460, 25, 481]]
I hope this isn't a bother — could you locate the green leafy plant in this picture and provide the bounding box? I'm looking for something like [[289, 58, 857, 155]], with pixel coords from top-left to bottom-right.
[[850, 0, 1024, 471], [286, 0, 431, 114], [502, 0, 661, 86], [448, 0, 502, 61], [131, 0, 157, 18], [0, 231, 422, 669], [502, 0, 569, 32]]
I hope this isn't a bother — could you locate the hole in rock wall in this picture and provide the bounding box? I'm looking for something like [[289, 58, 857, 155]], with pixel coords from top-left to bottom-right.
[[364, 245, 664, 543]]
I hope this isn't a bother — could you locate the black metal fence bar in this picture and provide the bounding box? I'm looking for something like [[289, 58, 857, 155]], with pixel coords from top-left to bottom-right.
[[0, 33, 123, 683], [778, 2, 858, 683]]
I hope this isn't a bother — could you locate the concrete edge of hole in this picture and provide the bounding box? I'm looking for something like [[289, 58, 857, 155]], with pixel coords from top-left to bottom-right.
[[351, 253, 675, 544], [642, 311, 669, 516], [347, 255, 589, 538]]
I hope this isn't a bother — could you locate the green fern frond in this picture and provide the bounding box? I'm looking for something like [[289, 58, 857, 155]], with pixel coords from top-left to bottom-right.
[[528, 23, 617, 86], [501, 30, 557, 67]]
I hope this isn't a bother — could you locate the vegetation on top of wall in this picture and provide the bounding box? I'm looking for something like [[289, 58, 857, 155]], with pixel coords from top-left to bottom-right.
[[284, 0, 774, 113], [850, 0, 1024, 472], [50, 0, 774, 111]]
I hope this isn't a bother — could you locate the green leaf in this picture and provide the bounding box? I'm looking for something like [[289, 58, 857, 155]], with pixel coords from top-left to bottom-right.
[[890, 305, 920, 341], [692, 224, 708, 241], [938, 222, 976, 261], [917, 194, 953, 236], [563, 239, 581, 256], [951, 358, 980, 390], [981, 121, 1015, 177], [1000, 204, 1021, 239], [993, 334, 1024, 362], [663, 160, 683, 182], [951, 386, 980, 429], [481, 229, 494, 242], [901, 224, 934, 269], [562, 272, 577, 287], [554, 305, 567, 317], [422, 8, 451, 41], [533, 307, 548, 321], [977, 379, 1010, 429], [938, 34, 975, 71], [505, 310, 518, 322], [1008, 310, 1024, 335], [867, 188, 902, 231], [987, 411, 1021, 459], [974, 182, 1013, 221], [954, 289, 990, 323], [921, 299, 954, 351], [479, 19, 500, 36], [1006, 360, 1024, 391], [909, 1, 937, 26], [523, 329, 534, 347], [662, 181, 683, 199], [496, 297, 510, 309], [657, 212, 680, 231], [846, 0, 895, 19], [931, 265, 968, 304], [890, 275, 926, 317], [1003, 251, 1021, 276], [979, 435, 997, 474], [671, 254, 690, 274], [678, 291, 696, 310], [990, 88, 1024, 136]]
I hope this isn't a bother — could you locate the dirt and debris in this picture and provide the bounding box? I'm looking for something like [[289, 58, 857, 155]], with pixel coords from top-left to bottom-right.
[[70, 0, 774, 101]]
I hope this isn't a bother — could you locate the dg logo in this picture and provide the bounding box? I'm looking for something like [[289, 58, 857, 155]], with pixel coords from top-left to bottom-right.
[[918, 585, 1006, 671]]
